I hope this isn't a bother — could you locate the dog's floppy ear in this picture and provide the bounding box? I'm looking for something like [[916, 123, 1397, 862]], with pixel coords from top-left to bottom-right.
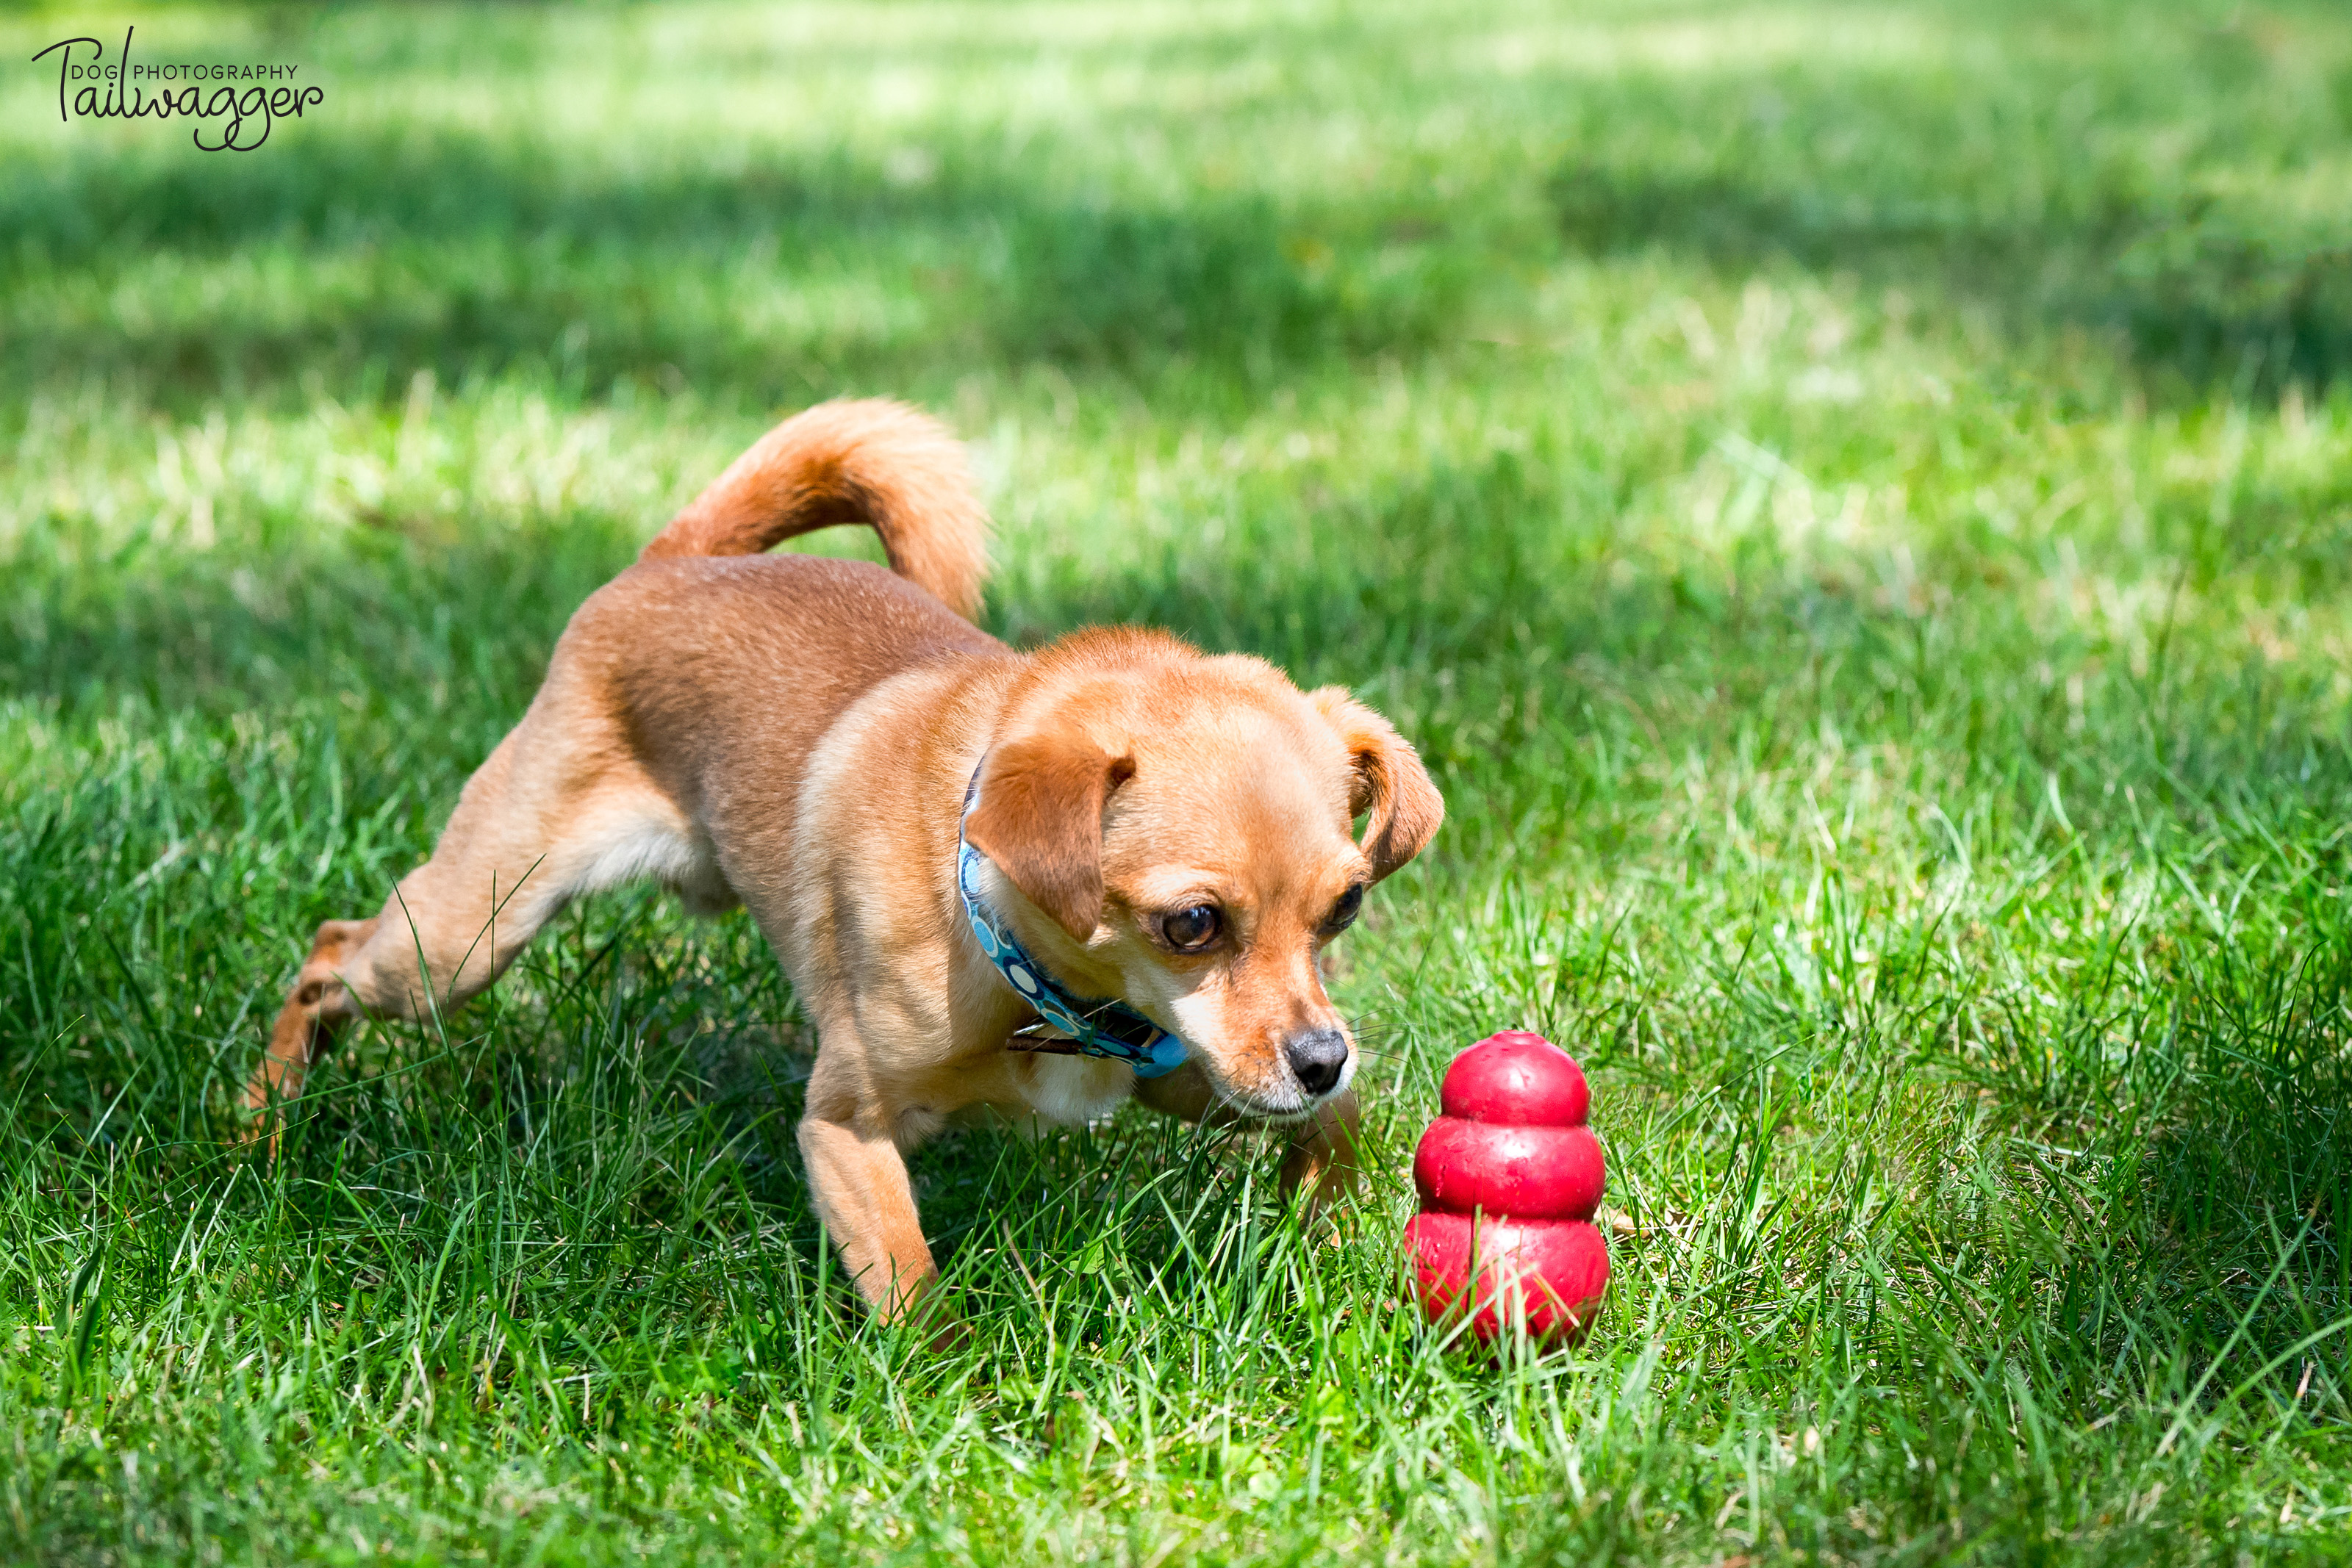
[[1308, 688, 1444, 882], [964, 730, 1133, 941]]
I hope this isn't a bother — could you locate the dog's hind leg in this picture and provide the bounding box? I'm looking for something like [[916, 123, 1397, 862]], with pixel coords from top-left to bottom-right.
[[245, 685, 709, 1132]]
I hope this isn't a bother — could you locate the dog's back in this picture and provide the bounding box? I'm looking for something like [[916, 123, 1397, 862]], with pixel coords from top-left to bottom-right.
[[576, 551, 1005, 873]]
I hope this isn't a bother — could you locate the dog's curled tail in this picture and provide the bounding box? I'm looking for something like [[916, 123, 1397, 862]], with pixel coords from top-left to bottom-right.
[[639, 399, 991, 619]]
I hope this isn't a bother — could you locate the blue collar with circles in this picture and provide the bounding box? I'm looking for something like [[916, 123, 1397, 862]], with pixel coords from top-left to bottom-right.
[[956, 767, 1188, 1079]]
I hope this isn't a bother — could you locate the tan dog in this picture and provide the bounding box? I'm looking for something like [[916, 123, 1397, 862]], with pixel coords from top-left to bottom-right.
[[248, 400, 1443, 1320]]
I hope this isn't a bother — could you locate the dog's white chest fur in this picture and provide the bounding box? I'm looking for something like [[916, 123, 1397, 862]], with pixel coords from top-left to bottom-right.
[[1016, 1051, 1136, 1126]]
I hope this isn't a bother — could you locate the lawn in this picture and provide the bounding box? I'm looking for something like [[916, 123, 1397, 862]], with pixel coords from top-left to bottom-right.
[[5, 0, 2352, 1561]]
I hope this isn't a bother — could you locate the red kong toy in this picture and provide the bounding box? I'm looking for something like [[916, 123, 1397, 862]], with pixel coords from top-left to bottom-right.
[[1405, 1031, 1609, 1345]]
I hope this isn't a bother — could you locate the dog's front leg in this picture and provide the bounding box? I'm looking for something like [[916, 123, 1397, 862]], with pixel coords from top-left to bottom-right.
[[797, 1051, 939, 1322], [1278, 1085, 1363, 1217]]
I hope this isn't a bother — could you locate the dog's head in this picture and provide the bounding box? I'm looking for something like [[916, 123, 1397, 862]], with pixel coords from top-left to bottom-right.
[[964, 630, 1443, 1118]]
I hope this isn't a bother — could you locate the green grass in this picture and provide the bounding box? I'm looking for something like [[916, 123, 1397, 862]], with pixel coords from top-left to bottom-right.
[[7, 0, 2352, 1560]]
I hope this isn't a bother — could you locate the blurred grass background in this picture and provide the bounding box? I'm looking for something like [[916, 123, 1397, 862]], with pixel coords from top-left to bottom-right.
[[4, 1, 2352, 1562]]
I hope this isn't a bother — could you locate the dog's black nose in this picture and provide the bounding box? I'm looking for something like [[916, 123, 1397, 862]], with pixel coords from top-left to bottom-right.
[[1284, 1029, 1350, 1097]]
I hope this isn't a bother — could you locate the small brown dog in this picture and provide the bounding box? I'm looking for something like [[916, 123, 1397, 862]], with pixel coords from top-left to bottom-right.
[[248, 400, 1442, 1320]]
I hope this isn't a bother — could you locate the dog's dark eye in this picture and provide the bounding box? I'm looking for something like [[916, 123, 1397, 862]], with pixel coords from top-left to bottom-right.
[[1161, 905, 1222, 952], [1322, 885, 1366, 935]]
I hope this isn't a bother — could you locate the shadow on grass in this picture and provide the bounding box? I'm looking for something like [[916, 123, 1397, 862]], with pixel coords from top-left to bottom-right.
[[1555, 159, 2351, 398], [1546, 51, 2352, 398], [8, 19, 2345, 406], [0, 130, 1474, 409], [2147, 938, 2352, 1259]]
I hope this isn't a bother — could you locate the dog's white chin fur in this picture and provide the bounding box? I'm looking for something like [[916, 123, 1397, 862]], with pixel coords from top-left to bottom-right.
[[1202, 1057, 1353, 1126]]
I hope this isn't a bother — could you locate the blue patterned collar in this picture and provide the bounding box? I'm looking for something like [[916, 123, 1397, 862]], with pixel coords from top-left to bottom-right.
[[956, 766, 1188, 1079]]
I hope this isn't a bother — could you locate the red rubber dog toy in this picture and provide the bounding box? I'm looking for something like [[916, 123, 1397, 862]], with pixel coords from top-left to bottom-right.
[[1405, 1031, 1609, 1345]]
